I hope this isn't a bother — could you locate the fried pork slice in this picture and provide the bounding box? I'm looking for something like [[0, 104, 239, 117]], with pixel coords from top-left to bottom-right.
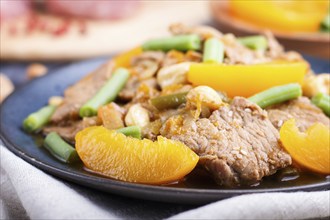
[[160, 97, 291, 186], [51, 60, 115, 124], [267, 97, 330, 131]]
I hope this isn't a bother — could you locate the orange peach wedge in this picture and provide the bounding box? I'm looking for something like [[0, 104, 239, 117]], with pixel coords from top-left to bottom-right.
[[280, 119, 330, 174], [75, 126, 199, 184]]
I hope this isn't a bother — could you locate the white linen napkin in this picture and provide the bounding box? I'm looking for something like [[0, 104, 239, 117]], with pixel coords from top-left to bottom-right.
[[1, 144, 329, 220]]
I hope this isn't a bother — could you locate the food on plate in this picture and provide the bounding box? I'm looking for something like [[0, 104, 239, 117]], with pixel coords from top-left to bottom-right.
[[188, 62, 307, 97], [76, 126, 198, 184], [303, 74, 330, 98], [0, 73, 14, 103], [203, 38, 225, 63], [44, 132, 79, 163], [116, 126, 142, 139], [79, 68, 130, 117], [160, 96, 291, 186], [237, 35, 268, 51], [23, 105, 56, 132], [23, 24, 330, 187], [97, 103, 125, 130], [280, 119, 330, 174], [114, 47, 143, 68], [267, 97, 330, 131], [311, 93, 330, 116], [248, 83, 302, 109], [142, 35, 202, 52], [229, 0, 330, 33]]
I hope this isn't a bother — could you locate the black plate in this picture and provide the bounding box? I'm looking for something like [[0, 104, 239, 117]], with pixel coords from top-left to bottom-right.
[[1, 57, 329, 205]]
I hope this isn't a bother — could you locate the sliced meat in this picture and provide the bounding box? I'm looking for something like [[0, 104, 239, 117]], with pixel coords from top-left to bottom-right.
[[162, 50, 202, 67], [169, 23, 223, 40], [264, 31, 284, 58], [168, 24, 304, 66], [0, 0, 31, 21], [119, 77, 158, 101], [45, 0, 140, 20], [185, 50, 202, 63], [267, 97, 330, 131], [44, 117, 101, 143], [51, 60, 115, 124], [131, 51, 164, 80], [264, 31, 303, 62], [118, 75, 139, 101], [44, 122, 82, 143], [118, 51, 163, 101], [131, 51, 165, 66], [162, 50, 185, 67], [221, 34, 270, 65], [142, 119, 162, 141], [221, 32, 301, 65], [160, 97, 291, 186]]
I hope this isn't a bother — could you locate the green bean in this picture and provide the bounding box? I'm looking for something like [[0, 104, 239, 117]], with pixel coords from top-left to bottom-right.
[[237, 35, 268, 51], [203, 38, 224, 63], [248, 83, 302, 108], [320, 13, 330, 32], [312, 93, 330, 116], [116, 126, 142, 139], [23, 105, 56, 132], [44, 132, 79, 163], [79, 68, 130, 117], [142, 34, 201, 52], [150, 92, 187, 110]]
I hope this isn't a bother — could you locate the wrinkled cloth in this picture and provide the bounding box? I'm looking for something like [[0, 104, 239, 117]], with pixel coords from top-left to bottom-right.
[[0, 144, 329, 220]]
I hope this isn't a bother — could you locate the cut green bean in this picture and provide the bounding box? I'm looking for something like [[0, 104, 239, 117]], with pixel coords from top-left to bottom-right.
[[23, 105, 56, 132], [203, 38, 224, 63], [320, 13, 330, 32], [237, 35, 268, 51], [44, 132, 79, 163], [312, 93, 330, 117], [116, 126, 142, 139], [79, 68, 130, 117], [248, 83, 302, 109], [150, 92, 187, 110], [142, 34, 201, 52]]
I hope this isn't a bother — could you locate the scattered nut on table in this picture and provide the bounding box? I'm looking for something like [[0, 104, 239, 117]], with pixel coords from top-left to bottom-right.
[[26, 63, 48, 79], [0, 73, 14, 103]]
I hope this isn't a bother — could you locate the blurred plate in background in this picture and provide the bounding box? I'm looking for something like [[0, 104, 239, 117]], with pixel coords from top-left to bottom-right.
[[210, 1, 330, 59]]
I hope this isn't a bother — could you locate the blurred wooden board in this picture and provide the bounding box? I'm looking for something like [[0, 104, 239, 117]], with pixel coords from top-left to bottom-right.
[[210, 1, 330, 59], [0, 1, 209, 61]]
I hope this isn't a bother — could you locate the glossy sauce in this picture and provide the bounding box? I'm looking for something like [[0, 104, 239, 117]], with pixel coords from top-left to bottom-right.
[[170, 167, 329, 189], [81, 164, 328, 189]]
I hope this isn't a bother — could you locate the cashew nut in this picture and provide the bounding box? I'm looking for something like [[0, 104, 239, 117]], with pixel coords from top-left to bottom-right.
[[157, 62, 190, 89], [125, 104, 150, 128]]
